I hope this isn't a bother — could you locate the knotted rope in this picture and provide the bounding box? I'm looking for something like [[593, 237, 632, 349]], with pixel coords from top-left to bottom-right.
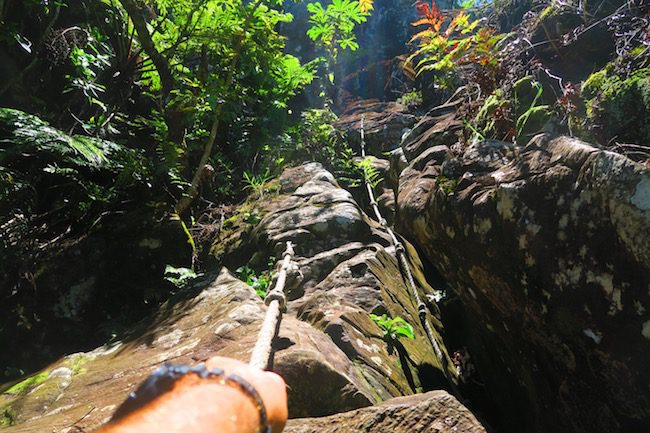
[[249, 241, 295, 370], [359, 116, 458, 390]]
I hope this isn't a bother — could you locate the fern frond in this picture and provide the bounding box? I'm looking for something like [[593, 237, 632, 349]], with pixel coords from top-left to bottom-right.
[[411, 18, 433, 28], [409, 29, 435, 43], [70, 136, 108, 165]]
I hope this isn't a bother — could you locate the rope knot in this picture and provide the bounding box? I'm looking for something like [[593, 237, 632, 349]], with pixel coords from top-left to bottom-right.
[[264, 291, 286, 311], [417, 302, 428, 317]]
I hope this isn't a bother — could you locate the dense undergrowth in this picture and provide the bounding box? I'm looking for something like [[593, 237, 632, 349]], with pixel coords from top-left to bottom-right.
[[0, 0, 648, 383]]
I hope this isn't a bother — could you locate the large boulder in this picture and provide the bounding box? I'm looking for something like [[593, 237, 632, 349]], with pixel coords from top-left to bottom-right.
[[401, 112, 463, 162], [253, 163, 458, 399], [397, 131, 650, 433]]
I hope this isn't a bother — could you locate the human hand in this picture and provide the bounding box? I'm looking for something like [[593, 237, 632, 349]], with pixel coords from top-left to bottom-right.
[[204, 356, 288, 433], [98, 356, 287, 433]]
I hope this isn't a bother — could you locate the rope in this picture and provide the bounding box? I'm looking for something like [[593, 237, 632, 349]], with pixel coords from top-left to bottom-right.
[[359, 115, 459, 391], [249, 241, 295, 370]]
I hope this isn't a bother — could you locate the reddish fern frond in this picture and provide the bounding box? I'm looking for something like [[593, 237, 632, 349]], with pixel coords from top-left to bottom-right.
[[445, 11, 468, 37], [412, 0, 444, 32]]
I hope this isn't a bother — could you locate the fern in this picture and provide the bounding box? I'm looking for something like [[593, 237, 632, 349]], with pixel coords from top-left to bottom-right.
[[370, 314, 416, 342], [0, 109, 108, 166], [404, 2, 503, 88], [356, 157, 383, 189]]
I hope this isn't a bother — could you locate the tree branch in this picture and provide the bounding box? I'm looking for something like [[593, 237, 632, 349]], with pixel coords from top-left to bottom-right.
[[119, 0, 176, 98], [174, 0, 266, 215]]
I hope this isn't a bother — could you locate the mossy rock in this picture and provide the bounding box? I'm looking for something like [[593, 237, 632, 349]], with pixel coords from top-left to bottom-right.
[[2, 370, 50, 395], [0, 406, 16, 427], [581, 66, 650, 144], [530, 5, 581, 45]]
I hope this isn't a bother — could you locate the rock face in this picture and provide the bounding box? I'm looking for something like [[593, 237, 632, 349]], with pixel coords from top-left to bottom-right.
[[252, 163, 458, 407], [285, 390, 487, 433], [334, 100, 416, 156], [0, 269, 375, 430], [1, 163, 473, 431], [397, 126, 650, 433]]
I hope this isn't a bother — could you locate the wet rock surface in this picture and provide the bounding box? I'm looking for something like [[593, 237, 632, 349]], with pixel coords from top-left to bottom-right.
[[0, 269, 377, 430], [397, 125, 650, 433]]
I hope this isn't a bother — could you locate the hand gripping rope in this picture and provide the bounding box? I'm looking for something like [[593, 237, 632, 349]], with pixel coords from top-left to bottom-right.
[[110, 243, 296, 432]]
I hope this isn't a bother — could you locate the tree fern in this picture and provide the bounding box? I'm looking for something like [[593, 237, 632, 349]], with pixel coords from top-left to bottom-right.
[[0, 109, 107, 166]]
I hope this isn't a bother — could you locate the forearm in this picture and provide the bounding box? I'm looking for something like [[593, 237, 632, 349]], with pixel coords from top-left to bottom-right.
[[99, 380, 261, 433], [96, 357, 287, 433]]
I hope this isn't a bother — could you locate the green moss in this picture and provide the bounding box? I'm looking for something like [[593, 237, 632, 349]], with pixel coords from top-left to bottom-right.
[[581, 67, 612, 99], [1, 406, 16, 427], [630, 45, 646, 57], [581, 66, 650, 144], [3, 370, 49, 395], [67, 354, 90, 375], [396, 90, 423, 107], [539, 5, 556, 21]]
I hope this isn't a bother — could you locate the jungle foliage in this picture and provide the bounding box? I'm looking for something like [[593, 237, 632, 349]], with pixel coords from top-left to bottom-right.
[[0, 0, 375, 376], [0, 0, 378, 259]]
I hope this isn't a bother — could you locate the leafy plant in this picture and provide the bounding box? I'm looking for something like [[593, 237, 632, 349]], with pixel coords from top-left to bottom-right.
[[65, 41, 112, 127], [278, 107, 355, 179], [436, 175, 459, 195], [236, 264, 276, 299], [306, 0, 373, 83], [242, 209, 262, 225], [0, 108, 150, 223], [163, 265, 198, 289], [307, 0, 370, 57], [516, 79, 547, 137], [370, 313, 416, 342], [404, 0, 503, 90], [356, 157, 383, 189], [243, 169, 273, 200], [111, 0, 315, 214], [396, 89, 423, 107]]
